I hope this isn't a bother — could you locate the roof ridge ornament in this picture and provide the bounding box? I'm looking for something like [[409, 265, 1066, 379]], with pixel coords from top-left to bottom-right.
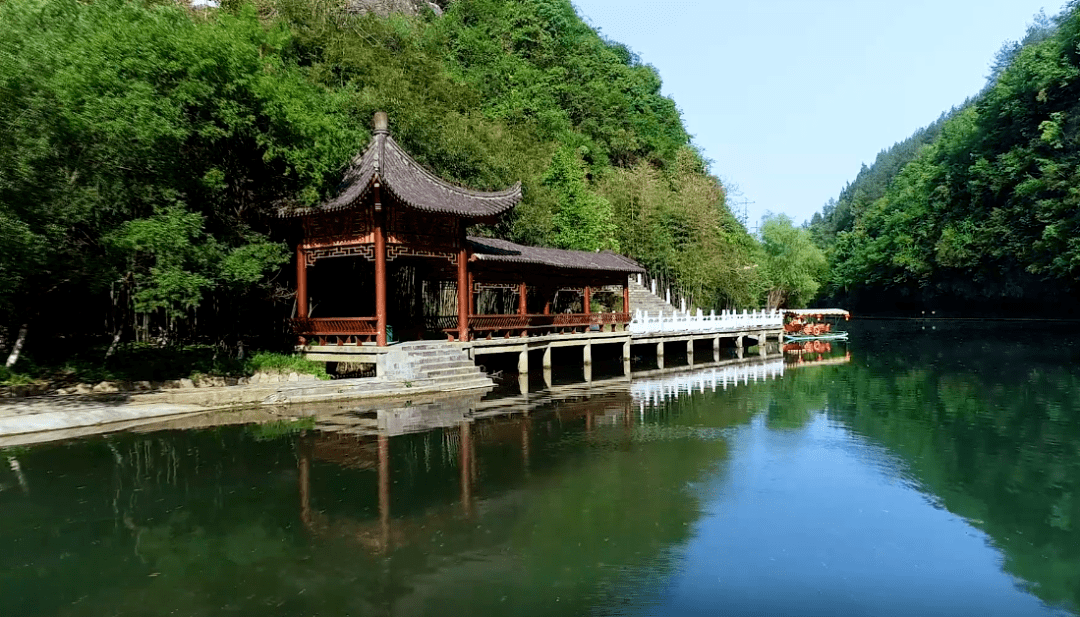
[[372, 112, 388, 176], [373, 111, 389, 135]]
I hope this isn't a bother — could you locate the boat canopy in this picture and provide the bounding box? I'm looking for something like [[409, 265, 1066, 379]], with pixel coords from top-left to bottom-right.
[[785, 308, 850, 317]]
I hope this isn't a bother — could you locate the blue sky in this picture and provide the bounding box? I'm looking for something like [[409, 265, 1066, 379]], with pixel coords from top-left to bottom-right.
[[570, 0, 1059, 230]]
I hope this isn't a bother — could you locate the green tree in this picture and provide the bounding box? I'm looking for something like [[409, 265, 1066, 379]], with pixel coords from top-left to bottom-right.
[[759, 213, 826, 308]]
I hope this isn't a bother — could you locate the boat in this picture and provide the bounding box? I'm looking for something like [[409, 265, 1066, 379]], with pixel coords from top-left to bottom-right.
[[783, 308, 850, 341]]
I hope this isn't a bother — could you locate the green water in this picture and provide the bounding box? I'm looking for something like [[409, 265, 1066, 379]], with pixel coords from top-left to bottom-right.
[[2, 321, 1079, 616]]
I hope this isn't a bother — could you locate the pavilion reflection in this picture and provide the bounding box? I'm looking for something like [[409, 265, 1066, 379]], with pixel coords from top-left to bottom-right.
[[290, 383, 639, 554], [126, 354, 796, 558]]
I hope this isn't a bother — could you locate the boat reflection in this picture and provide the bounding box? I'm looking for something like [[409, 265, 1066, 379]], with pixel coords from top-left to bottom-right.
[[782, 339, 851, 366]]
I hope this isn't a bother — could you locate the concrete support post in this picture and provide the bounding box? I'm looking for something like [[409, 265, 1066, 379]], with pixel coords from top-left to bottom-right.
[[543, 366, 553, 389], [713, 337, 720, 362], [518, 349, 529, 374], [518, 372, 529, 395], [583, 342, 592, 365], [657, 341, 665, 370], [686, 339, 694, 366], [542, 346, 552, 369], [623, 340, 632, 376]]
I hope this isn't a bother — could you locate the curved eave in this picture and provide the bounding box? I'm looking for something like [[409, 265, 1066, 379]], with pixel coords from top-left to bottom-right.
[[277, 133, 522, 219]]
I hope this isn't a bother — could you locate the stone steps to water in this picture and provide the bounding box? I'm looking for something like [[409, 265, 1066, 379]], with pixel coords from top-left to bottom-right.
[[381, 341, 493, 389], [628, 280, 676, 314]]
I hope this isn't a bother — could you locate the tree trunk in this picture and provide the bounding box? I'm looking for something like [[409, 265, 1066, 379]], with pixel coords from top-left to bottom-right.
[[104, 330, 122, 360], [5, 324, 27, 368]]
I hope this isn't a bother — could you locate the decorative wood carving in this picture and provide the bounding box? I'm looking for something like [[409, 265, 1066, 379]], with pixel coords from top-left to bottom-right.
[[301, 210, 374, 248], [305, 244, 459, 265], [387, 245, 459, 265], [305, 244, 374, 264], [387, 209, 460, 249]]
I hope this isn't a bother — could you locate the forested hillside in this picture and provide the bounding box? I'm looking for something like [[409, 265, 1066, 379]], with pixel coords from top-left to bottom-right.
[[0, 0, 776, 375], [811, 6, 1080, 316]]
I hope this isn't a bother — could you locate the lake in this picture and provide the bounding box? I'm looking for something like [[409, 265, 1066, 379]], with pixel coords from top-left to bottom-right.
[[2, 321, 1078, 616]]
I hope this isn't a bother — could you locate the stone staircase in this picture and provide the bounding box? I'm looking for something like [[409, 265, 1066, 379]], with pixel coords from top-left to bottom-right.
[[380, 341, 493, 390], [264, 341, 492, 406], [628, 280, 677, 314]]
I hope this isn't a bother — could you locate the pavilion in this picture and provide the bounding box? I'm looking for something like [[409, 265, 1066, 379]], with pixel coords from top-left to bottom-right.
[[279, 112, 645, 347]]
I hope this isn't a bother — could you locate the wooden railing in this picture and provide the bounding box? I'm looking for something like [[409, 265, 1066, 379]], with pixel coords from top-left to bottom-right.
[[450, 312, 633, 340], [290, 317, 378, 345], [292, 312, 635, 345]]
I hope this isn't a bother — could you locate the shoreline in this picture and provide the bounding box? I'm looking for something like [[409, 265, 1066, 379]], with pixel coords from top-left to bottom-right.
[[0, 374, 494, 446]]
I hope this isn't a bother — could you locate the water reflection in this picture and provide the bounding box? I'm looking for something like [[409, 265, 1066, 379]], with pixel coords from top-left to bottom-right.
[[2, 326, 1079, 616]]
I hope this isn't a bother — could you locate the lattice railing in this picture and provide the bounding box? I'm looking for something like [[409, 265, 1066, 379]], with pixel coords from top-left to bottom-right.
[[290, 317, 379, 345], [455, 312, 632, 340]]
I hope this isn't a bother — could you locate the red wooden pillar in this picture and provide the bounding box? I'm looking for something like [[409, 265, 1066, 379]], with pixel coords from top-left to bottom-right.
[[584, 286, 591, 314], [623, 280, 630, 313], [457, 247, 469, 342], [296, 245, 308, 319], [518, 281, 527, 315], [374, 187, 387, 346], [467, 271, 475, 316]]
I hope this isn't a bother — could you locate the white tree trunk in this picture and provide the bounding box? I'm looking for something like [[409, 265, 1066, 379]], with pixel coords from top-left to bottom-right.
[[5, 324, 27, 368], [104, 330, 122, 360]]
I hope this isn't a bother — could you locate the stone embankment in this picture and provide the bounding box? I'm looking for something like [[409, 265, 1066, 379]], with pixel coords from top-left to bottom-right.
[[0, 365, 493, 446], [0, 370, 321, 399]]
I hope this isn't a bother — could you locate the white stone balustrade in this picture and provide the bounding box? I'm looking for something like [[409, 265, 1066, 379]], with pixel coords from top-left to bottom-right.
[[628, 308, 783, 335]]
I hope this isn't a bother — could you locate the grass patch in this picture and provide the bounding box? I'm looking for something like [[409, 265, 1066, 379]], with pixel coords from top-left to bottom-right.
[[0, 365, 38, 387], [243, 351, 329, 380]]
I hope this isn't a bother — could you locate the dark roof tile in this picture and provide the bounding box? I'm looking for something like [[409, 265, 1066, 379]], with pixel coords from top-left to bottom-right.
[[468, 237, 645, 274], [280, 128, 521, 218]]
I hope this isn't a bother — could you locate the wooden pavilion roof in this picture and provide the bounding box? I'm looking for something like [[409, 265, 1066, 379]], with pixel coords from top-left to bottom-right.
[[278, 113, 522, 219], [468, 237, 645, 274]]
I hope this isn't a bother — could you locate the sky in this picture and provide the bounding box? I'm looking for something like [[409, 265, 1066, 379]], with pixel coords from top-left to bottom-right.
[[570, 0, 1059, 229]]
